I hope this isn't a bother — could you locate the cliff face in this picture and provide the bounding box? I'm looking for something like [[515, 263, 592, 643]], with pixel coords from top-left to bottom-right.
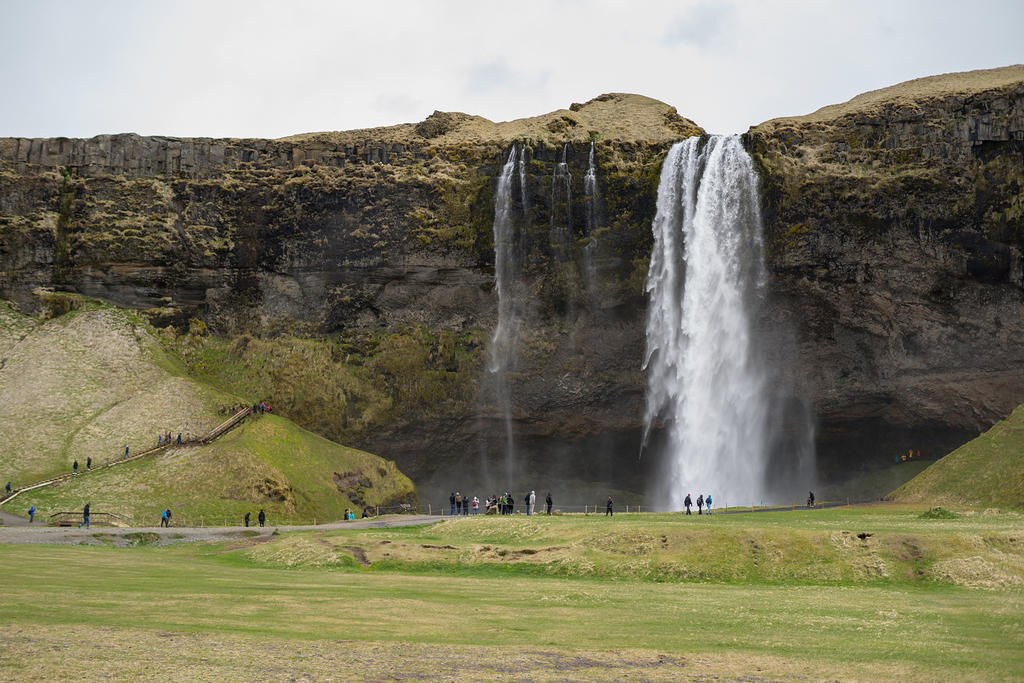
[[749, 66, 1024, 477], [2, 70, 1023, 500], [0, 94, 701, 500]]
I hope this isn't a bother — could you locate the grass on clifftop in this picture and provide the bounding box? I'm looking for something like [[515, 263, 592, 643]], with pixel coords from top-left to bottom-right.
[[892, 403, 1024, 509], [13, 414, 415, 526]]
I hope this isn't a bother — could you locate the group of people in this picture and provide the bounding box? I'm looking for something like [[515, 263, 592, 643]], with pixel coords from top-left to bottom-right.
[[243, 509, 267, 527], [156, 431, 182, 447], [449, 491, 478, 515], [71, 457, 93, 474], [159, 508, 173, 527], [683, 493, 713, 515], [447, 490, 555, 515], [253, 401, 272, 414]]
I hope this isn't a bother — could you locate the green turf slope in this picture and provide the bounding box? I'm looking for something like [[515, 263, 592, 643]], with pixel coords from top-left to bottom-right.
[[891, 403, 1024, 508], [14, 414, 415, 525], [0, 295, 416, 522]]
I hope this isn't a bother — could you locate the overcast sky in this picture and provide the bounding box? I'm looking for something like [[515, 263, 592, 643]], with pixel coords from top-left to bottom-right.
[[1, 0, 1022, 139]]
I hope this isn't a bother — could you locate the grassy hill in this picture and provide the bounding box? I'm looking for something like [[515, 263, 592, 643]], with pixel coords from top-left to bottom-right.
[[0, 294, 416, 521], [891, 403, 1024, 508]]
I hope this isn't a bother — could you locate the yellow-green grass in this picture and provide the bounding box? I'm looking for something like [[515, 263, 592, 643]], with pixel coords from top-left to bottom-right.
[[233, 505, 1024, 589], [13, 414, 415, 526], [0, 300, 232, 483], [893, 403, 1024, 509], [0, 539, 1021, 681]]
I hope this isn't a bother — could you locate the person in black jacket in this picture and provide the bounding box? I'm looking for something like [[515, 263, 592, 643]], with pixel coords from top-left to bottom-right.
[[258, 509, 266, 527], [696, 494, 704, 515], [244, 511, 251, 527], [78, 502, 91, 528], [545, 492, 553, 515], [606, 496, 613, 516], [684, 493, 693, 515]]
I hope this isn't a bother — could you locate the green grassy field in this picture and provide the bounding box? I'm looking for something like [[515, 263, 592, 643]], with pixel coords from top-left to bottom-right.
[[12, 415, 415, 525], [2, 506, 1023, 681], [893, 403, 1024, 509]]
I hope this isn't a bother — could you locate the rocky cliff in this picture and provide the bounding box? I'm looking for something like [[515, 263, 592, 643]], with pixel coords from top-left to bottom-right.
[[0, 94, 701, 501], [2, 69, 1022, 501], [748, 65, 1024, 480]]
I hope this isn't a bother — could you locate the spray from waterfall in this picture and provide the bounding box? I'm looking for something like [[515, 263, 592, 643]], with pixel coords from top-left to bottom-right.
[[642, 135, 813, 509]]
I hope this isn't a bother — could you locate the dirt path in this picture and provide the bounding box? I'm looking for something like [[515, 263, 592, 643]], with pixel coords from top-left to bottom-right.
[[0, 514, 438, 547]]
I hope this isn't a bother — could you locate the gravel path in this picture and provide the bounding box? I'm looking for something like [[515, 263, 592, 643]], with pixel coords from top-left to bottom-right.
[[0, 514, 439, 546]]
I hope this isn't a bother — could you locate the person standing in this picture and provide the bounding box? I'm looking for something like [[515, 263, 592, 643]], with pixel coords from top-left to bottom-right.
[[160, 509, 168, 527], [124, 444, 130, 460], [244, 511, 251, 527], [705, 494, 713, 514], [449, 491, 456, 517], [258, 509, 266, 527], [73, 460, 78, 475], [463, 495, 469, 516], [545, 491, 553, 515], [696, 494, 704, 515], [165, 509, 172, 527], [508, 493, 515, 515], [78, 502, 91, 529], [684, 493, 692, 515], [86, 457, 92, 470], [28, 505, 35, 523], [808, 491, 815, 508], [606, 496, 614, 516], [529, 490, 536, 516], [177, 433, 182, 445], [4, 481, 10, 495], [472, 496, 479, 515]]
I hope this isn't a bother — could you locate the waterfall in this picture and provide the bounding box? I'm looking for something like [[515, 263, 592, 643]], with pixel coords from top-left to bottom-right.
[[642, 135, 809, 509], [518, 143, 528, 216], [549, 143, 571, 260], [488, 145, 520, 477], [582, 141, 600, 298]]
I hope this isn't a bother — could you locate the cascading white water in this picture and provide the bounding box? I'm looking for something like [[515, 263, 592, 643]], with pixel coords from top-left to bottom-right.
[[549, 143, 572, 259], [582, 141, 600, 297], [642, 135, 777, 509], [488, 146, 520, 476]]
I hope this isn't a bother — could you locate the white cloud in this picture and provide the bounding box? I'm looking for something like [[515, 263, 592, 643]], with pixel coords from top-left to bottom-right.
[[0, 0, 1021, 138]]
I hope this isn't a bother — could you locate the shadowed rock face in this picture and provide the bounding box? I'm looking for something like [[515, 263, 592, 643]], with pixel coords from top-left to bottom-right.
[[748, 66, 1024, 478], [1, 72, 1023, 500]]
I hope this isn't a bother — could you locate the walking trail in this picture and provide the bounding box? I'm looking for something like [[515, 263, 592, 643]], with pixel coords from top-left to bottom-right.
[[0, 514, 439, 546]]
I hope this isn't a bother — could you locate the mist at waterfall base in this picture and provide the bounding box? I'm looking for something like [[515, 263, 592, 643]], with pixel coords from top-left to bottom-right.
[[642, 136, 816, 510]]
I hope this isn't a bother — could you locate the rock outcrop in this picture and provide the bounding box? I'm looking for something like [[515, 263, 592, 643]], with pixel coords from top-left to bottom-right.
[[749, 65, 1024, 478]]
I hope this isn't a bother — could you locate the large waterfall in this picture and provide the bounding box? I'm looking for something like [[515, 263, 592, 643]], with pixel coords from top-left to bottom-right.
[[488, 145, 521, 477], [642, 135, 804, 509]]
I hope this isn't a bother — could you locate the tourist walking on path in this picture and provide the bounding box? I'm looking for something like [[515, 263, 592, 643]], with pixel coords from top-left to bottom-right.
[[258, 509, 266, 527], [606, 496, 614, 516], [546, 492, 552, 515], [124, 444, 130, 459], [165, 509, 171, 527], [160, 509, 168, 527], [808, 491, 815, 508], [528, 490, 536, 516], [176, 433, 182, 445], [28, 505, 35, 523], [244, 511, 251, 527], [86, 456, 91, 470], [449, 492, 455, 516], [73, 460, 78, 475], [684, 493, 692, 515], [78, 502, 91, 529], [697, 494, 704, 515], [706, 494, 712, 514], [4, 481, 10, 495]]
